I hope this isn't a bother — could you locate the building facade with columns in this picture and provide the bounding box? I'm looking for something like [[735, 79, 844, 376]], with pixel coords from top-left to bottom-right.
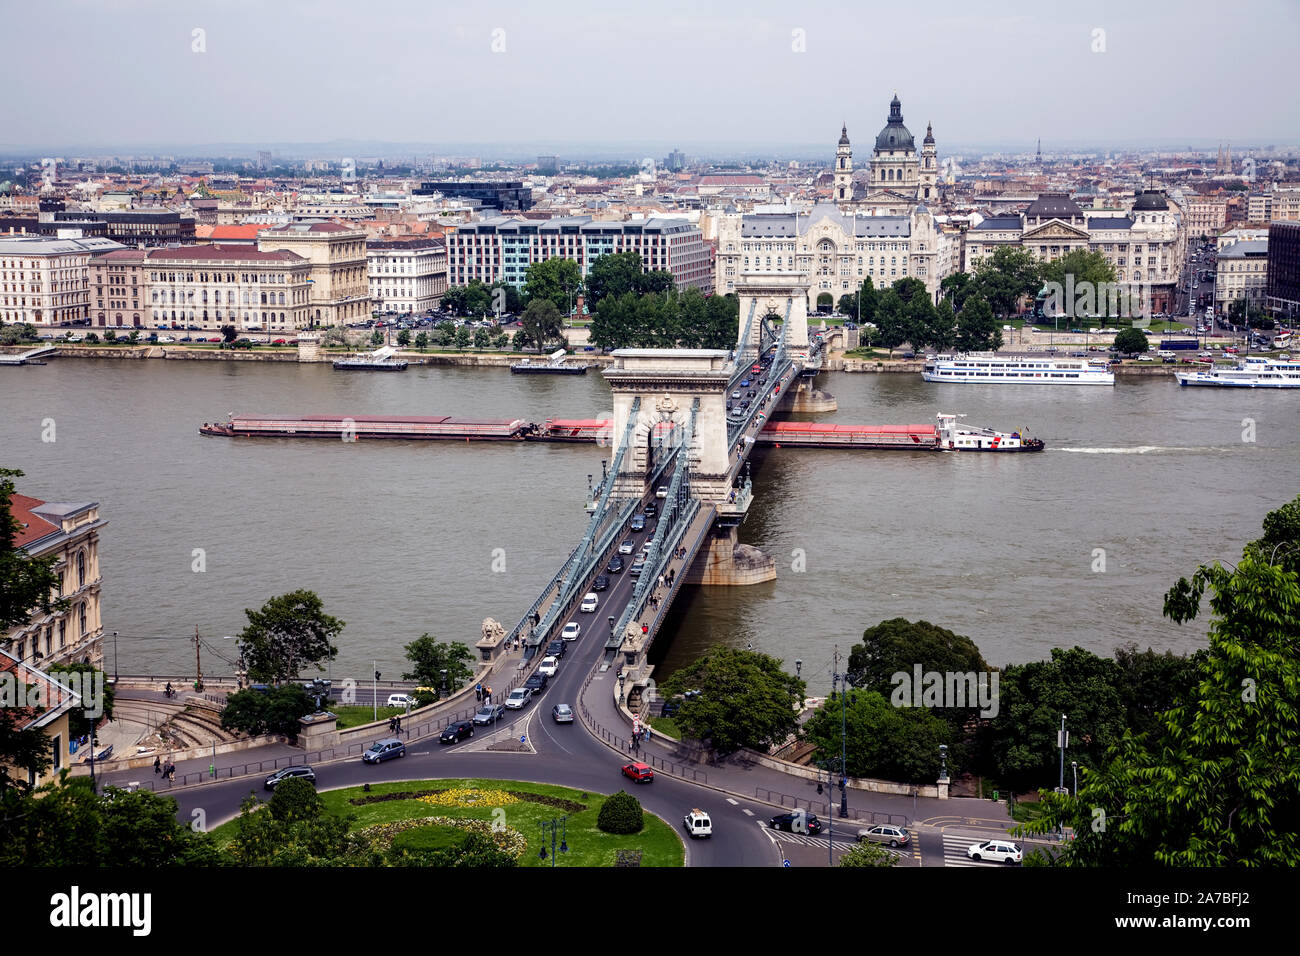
[[713, 202, 952, 307], [142, 244, 313, 332], [256, 220, 371, 325]]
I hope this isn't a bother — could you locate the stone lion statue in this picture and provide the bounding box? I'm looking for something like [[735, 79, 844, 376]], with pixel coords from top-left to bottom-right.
[[481, 618, 506, 643]]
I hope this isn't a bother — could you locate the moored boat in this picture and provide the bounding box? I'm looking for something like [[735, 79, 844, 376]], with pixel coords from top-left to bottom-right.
[[923, 351, 1114, 385], [1175, 355, 1300, 388]]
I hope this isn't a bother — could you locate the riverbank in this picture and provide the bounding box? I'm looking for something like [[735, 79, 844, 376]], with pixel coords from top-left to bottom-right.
[[1, 343, 615, 368]]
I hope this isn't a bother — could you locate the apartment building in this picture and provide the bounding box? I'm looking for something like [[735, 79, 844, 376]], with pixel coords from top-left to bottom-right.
[[1216, 239, 1269, 312], [143, 244, 312, 331], [0, 235, 123, 326], [367, 237, 447, 313]]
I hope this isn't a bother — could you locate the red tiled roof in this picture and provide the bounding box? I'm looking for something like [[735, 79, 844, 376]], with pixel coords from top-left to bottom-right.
[[209, 224, 265, 240], [147, 244, 304, 262], [90, 249, 149, 263], [10, 493, 58, 550]]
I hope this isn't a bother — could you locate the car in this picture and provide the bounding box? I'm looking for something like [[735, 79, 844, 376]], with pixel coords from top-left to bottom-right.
[[440, 720, 475, 742], [607, 555, 624, 574], [769, 812, 823, 835], [561, 622, 581, 641], [551, 703, 574, 724], [157, 335, 174, 344], [858, 824, 910, 848], [272, 338, 287, 345], [580, 592, 598, 613], [731, 390, 742, 400], [264, 765, 316, 790], [629, 557, 646, 577], [901, 350, 916, 359], [656, 485, 668, 499], [618, 539, 635, 555], [630, 515, 645, 532], [1225, 346, 1239, 354], [362, 738, 406, 763], [473, 704, 506, 726], [386, 693, 417, 708], [644, 502, 657, 518], [683, 809, 712, 838], [505, 688, 532, 710], [524, 673, 548, 694], [740, 378, 751, 387], [592, 574, 610, 591], [545, 639, 566, 659], [1199, 351, 1213, 358], [967, 839, 1023, 864], [621, 761, 654, 783], [1137, 354, 1154, 362], [537, 656, 559, 677]]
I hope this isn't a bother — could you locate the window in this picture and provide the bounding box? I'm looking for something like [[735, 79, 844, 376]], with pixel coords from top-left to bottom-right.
[[78, 602, 86, 636], [77, 550, 86, 587]]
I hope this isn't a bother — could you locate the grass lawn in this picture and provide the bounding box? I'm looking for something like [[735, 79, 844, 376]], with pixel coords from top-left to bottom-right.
[[330, 704, 409, 730], [1009, 799, 1045, 824], [212, 778, 684, 867], [649, 717, 680, 740]]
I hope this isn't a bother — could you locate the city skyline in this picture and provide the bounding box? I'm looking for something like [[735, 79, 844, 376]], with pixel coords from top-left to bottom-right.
[[3, 0, 1298, 152]]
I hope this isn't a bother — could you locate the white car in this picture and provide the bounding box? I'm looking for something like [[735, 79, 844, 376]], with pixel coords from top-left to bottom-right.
[[656, 486, 668, 499], [683, 809, 712, 838], [580, 592, 598, 613], [618, 539, 635, 555], [966, 840, 1023, 864], [505, 687, 531, 710], [537, 656, 559, 677], [386, 693, 417, 708], [561, 622, 581, 641]]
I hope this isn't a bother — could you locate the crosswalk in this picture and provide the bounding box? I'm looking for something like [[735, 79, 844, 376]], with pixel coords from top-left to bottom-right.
[[758, 821, 907, 859], [940, 830, 1017, 867]]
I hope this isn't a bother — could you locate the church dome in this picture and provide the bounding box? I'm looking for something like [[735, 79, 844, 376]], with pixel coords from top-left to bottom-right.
[[839, 124, 850, 147], [874, 95, 914, 151], [1132, 189, 1169, 211], [923, 122, 934, 146]]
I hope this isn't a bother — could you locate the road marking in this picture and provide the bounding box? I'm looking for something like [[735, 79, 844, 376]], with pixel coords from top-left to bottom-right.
[[741, 808, 754, 816], [726, 797, 738, 805]]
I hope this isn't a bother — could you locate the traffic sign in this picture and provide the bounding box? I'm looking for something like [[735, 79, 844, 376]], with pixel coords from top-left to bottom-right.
[[782, 859, 791, 868]]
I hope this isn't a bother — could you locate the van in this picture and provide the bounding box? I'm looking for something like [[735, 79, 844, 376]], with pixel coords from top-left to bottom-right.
[[1157, 350, 1177, 360], [580, 592, 598, 613]]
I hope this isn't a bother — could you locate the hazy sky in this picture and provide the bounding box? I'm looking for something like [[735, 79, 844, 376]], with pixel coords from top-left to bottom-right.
[[4, 0, 1298, 153]]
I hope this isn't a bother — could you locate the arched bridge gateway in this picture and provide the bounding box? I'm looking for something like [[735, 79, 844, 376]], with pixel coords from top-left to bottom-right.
[[510, 272, 827, 689]]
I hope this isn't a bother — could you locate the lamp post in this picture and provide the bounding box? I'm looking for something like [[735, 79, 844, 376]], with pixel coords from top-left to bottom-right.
[[794, 659, 802, 678], [111, 631, 118, 684], [538, 816, 569, 867], [440, 669, 448, 700], [1072, 761, 1078, 798], [618, 672, 626, 706], [1057, 714, 1068, 793], [938, 744, 949, 783]]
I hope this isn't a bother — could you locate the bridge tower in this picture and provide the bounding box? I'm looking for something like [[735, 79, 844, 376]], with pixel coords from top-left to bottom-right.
[[604, 349, 734, 503], [734, 272, 811, 361]]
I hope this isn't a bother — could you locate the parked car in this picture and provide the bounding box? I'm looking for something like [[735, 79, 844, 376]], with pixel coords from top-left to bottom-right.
[[618, 539, 635, 555], [473, 704, 506, 726], [545, 639, 566, 659], [537, 656, 559, 677], [386, 693, 417, 708], [858, 824, 910, 848], [621, 761, 654, 784], [580, 592, 598, 613], [683, 809, 712, 838], [607, 555, 624, 574], [967, 839, 1023, 864], [561, 621, 581, 641], [592, 574, 610, 591], [551, 703, 574, 724], [264, 765, 315, 790], [524, 673, 548, 694], [769, 812, 823, 835], [362, 738, 406, 763], [440, 720, 475, 742], [505, 688, 532, 710]]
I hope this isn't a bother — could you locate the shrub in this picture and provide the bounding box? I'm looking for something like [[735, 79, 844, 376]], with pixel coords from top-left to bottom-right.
[[268, 776, 322, 822], [85, 332, 99, 343], [597, 790, 643, 834]]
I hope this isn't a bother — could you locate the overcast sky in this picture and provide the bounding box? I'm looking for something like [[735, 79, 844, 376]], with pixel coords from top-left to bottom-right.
[[4, 0, 1298, 155]]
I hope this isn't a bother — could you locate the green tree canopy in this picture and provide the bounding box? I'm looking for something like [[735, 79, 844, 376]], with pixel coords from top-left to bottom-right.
[[238, 590, 343, 685], [584, 251, 672, 305], [1243, 492, 1300, 575], [658, 646, 805, 755], [519, 298, 564, 352], [838, 841, 900, 867], [848, 618, 991, 699], [1037, 249, 1117, 312], [804, 689, 952, 783], [523, 257, 581, 313], [955, 294, 1001, 352], [220, 683, 315, 738], [1112, 327, 1149, 355], [874, 289, 908, 356], [402, 634, 474, 698], [970, 246, 1041, 318]]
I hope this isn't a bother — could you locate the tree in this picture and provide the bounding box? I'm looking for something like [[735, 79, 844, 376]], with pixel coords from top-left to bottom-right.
[[589, 291, 637, 350], [940, 271, 972, 310], [237, 590, 343, 685], [127, 329, 139, 344], [585, 251, 646, 305], [523, 257, 581, 313], [228, 791, 353, 866], [84, 332, 99, 344], [370, 329, 383, 347], [1, 468, 66, 632], [220, 684, 314, 737], [658, 646, 805, 755], [838, 841, 899, 867], [0, 780, 220, 866], [103, 329, 117, 342], [431, 322, 454, 347], [520, 298, 563, 353], [47, 663, 115, 740], [970, 246, 1041, 318], [597, 790, 644, 834], [510, 329, 528, 351], [701, 293, 739, 350], [472, 327, 490, 350], [1111, 643, 1201, 743], [1112, 326, 1148, 356], [874, 289, 909, 356], [414, 331, 428, 350], [268, 775, 322, 822], [0, 322, 38, 346], [931, 298, 957, 351], [803, 690, 952, 783], [220, 324, 237, 343], [954, 294, 1001, 352], [492, 330, 509, 350], [396, 329, 411, 347], [1244, 492, 1300, 574], [986, 646, 1126, 792], [454, 325, 471, 349], [1038, 249, 1117, 320], [401, 634, 474, 698], [848, 618, 991, 699]]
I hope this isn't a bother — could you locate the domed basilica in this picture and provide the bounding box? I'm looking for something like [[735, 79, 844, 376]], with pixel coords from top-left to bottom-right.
[[833, 94, 938, 215]]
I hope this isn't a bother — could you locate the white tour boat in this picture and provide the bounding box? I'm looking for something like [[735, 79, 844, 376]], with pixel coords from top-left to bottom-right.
[[1175, 355, 1300, 388], [922, 352, 1115, 386]]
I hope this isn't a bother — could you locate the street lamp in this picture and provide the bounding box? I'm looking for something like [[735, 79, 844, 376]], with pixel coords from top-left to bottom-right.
[[538, 816, 569, 866], [440, 669, 448, 700], [1057, 714, 1068, 793], [938, 744, 949, 782], [618, 672, 626, 705], [1072, 761, 1079, 797], [111, 631, 118, 683], [794, 659, 802, 678]]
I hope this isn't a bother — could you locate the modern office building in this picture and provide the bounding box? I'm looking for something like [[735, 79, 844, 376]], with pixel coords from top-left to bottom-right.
[[1265, 221, 1300, 321], [413, 181, 533, 211], [48, 209, 196, 246], [445, 216, 711, 293]]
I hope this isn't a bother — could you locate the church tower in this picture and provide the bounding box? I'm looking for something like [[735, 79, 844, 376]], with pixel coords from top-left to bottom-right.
[[870, 93, 919, 197], [835, 124, 853, 206], [920, 122, 937, 201]]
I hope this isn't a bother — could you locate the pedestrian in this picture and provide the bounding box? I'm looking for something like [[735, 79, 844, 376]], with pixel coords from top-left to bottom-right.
[[153, 755, 161, 775], [395, 715, 401, 732], [476, 683, 482, 702]]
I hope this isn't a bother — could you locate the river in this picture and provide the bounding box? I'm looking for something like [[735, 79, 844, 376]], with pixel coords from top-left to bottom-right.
[[2, 357, 1292, 692]]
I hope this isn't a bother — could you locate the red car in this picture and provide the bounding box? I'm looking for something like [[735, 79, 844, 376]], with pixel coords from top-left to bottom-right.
[[621, 761, 653, 784]]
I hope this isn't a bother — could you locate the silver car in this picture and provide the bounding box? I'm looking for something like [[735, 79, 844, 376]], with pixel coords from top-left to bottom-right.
[[552, 703, 574, 724], [857, 824, 910, 848]]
